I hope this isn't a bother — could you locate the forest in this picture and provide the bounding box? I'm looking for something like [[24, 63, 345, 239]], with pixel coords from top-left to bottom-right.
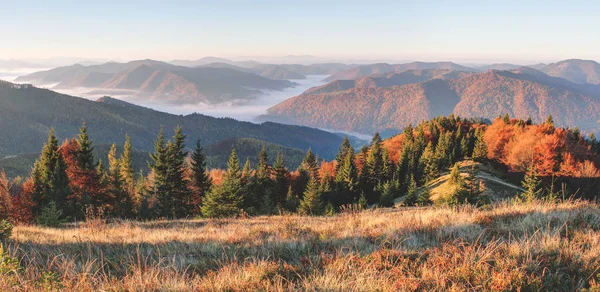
[[1, 114, 599, 226]]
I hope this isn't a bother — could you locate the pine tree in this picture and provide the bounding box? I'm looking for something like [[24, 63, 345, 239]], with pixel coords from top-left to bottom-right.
[[108, 144, 133, 217], [284, 185, 299, 212], [273, 153, 289, 208], [335, 137, 352, 171], [242, 158, 252, 179], [378, 181, 396, 207], [256, 147, 270, 180], [472, 130, 488, 162], [416, 187, 433, 206], [364, 132, 384, 202], [335, 146, 358, 205], [77, 122, 95, 170], [190, 138, 212, 214], [298, 176, 323, 215], [201, 149, 243, 218], [165, 126, 192, 218], [403, 175, 418, 206], [119, 134, 135, 191], [448, 163, 464, 187], [300, 148, 319, 179], [148, 128, 169, 217], [521, 167, 542, 202], [31, 129, 72, 216], [421, 141, 438, 183]]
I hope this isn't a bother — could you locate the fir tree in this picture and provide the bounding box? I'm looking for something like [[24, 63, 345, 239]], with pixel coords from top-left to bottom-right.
[[190, 138, 212, 214], [284, 185, 299, 212], [165, 126, 191, 218], [119, 134, 135, 191], [300, 148, 319, 179], [298, 176, 323, 215], [201, 149, 243, 218], [416, 187, 433, 206], [256, 147, 270, 180], [403, 175, 418, 206], [108, 144, 133, 217], [335, 137, 352, 171], [335, 146, 358, 205], [448, 163, 464, 187], [472, 130, 488, 162], [148, 128, 169, 217], [273, 152, 289, 207], [521, 166, 543, 202], [378, 181, 396, 207], [77, 122, 95, 170]]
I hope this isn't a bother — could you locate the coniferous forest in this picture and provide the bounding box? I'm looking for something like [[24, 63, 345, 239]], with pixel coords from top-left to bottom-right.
[[2, 114, 599, 224]]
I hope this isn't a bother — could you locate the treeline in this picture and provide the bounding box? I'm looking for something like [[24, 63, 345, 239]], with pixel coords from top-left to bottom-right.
[[1, 114, 599, 224]]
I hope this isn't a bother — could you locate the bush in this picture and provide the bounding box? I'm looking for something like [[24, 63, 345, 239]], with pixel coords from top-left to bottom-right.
[[37, 202, 67, 227], [0, 220, 12, 241]]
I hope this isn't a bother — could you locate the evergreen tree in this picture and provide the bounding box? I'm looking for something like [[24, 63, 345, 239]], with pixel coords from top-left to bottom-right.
[[335, 146, 358, 205], [108, 144, 133, 217], [242, 158, 252, 180], [190, 138, 212, 214], [364, 132, 384, 202], [300, 148, 319, 179], [201, 149, 243, 218], [335, 137, 352, 171], [256, 147, 270, 180], [448, 163, 464, 187], [148, 128, 169, 217], [273, 153, 289, 208], [416, 187, 433, 206], [77, 122, 95, 170], [521, 167, 543, 202], [472, 130, 488, 162], [31, 129, 72, 216], [403, 175, 418, 206], [165, 126, 191, 218], [378, 181, 396, 207], [421, 141, 438, 183], [119, 134, 135, 191], [284, 185, 299, 212], [298, 176, 323, 215]]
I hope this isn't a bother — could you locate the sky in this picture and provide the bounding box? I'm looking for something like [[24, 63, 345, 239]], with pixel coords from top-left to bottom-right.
[[2, 0, 600, 63]]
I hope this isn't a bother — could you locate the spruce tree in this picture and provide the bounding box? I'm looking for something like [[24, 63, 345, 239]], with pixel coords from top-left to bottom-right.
[[378, 181, 396, 207], [108, 144, 133, 217], [284, 185, 299, 212], [335, 137, 352, 171], [421, 141, 438, 183], [273, 153, 289, 207], [166, 126, 191, 218], [335, 146, 358, 205], [201, 149, 243, 218], [148, 128, 169, 217], [300, 148, 319, 179], [472, 130, 488, 162], [77, 122, 95, 170], [521, 166, 542, 202], [403, 175, 418, 206], [298, 176, 323, 215], [31, 129, 71, 216], [119, 134, 135, 191], [416, 187, 433, 206], [448, 163, 464, 187], [190, 138, 212, 214], [256, 147, 270, 180]]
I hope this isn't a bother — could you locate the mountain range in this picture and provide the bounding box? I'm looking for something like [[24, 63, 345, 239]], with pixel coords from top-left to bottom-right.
[[265, 60, 600, 135], [14, 60, 295, 105], [0, 80, 345, 160], [323, 62, 479, 82]]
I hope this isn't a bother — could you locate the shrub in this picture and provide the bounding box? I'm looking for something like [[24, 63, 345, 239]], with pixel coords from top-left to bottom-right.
[[37, 202, 67, 227], [0, 220, 12, 241]]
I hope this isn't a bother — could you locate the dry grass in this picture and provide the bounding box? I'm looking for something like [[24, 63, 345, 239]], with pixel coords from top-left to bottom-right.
[[1, 200, 600, 291]]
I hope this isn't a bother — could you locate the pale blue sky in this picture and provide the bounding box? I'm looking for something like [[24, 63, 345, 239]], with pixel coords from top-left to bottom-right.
[[2, 0, 599, 63]]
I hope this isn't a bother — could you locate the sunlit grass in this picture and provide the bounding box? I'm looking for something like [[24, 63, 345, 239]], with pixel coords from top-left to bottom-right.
[[1, 199, 599, 291]]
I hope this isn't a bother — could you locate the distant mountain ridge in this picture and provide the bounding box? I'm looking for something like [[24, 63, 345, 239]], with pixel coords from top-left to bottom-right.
[[15, 60, 295, 104], [266, 67, 600, 135], [537, 59, 600, 85], [324, 61, 479, 82]]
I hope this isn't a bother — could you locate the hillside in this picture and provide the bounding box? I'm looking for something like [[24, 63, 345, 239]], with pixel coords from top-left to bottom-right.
[[267, 69, 600, 134], [539, 59, 600, 84], [15, 60, 295, 104], [4, 200, 600, 291], [0, 80, 344, 158], [324, 61, 478, 81]]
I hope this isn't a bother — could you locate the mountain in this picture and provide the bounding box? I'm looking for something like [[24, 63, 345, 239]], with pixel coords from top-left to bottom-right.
[[266, 69, 600, 135], [170, 57, 262, 68], [15, 60, 295, 104], [0, 80, 344, 159], [305, 69, 475, 95], [0, 59, 43, 69], [476, 63, 522, 71], [538, 59, 600, 85], [324, 62, 478, 82]]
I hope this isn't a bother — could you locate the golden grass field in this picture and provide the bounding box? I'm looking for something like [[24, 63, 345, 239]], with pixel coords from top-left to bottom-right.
[[1, 200, 600, 291]]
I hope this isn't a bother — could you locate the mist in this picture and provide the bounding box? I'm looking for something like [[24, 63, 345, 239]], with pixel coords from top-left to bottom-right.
[[40, 75, 328, 122]]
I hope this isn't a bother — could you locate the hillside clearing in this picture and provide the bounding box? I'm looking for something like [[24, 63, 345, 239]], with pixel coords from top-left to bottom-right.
[[2, 200, 599, 291]]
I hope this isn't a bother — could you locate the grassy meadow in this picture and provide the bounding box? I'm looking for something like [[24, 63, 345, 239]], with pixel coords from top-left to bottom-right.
[[0, 199, 599, 291]]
